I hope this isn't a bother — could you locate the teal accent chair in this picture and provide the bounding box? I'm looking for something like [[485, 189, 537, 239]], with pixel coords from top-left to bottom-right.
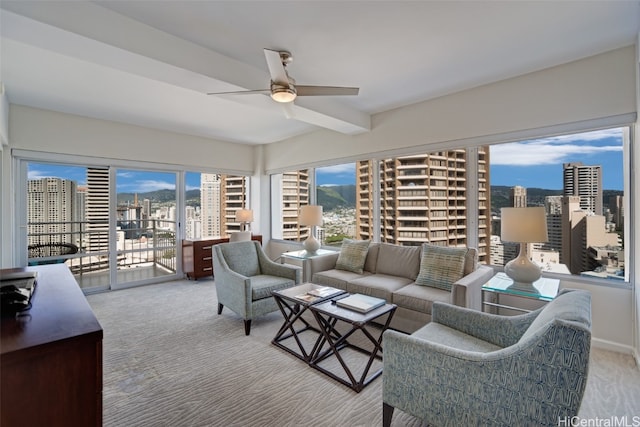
[[213, 241, 301, 335], [382, 289, 591, 427]]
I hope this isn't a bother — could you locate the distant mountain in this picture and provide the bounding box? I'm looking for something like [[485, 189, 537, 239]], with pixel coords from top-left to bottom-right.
[[318, 185, 356, 211]]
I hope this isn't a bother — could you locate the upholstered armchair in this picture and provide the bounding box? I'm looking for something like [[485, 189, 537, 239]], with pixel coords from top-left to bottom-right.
[[383, 289, 591, 427], [213, 241, 301, 335]]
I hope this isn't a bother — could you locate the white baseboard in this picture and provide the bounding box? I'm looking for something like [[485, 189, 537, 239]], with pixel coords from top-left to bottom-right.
[[591, 337, 636, 357]]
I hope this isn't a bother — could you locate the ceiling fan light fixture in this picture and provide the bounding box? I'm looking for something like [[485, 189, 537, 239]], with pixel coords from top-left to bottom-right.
[[270, 84, 297, 103]]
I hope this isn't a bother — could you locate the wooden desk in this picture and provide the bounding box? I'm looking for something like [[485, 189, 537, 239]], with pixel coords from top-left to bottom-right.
[[1, 264, 103, 426], [183, 235, 262, 280]]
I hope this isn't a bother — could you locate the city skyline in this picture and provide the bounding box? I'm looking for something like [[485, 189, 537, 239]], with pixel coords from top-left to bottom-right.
[[27, 128, 624, 192]]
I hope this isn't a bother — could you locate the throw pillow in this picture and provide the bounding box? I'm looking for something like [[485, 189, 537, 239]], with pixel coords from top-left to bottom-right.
[[415, 244, 468, 291], [335, 239, 370, 274]]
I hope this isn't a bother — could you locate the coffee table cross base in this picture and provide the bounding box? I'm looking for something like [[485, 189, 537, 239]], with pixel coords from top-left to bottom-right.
[[310, 303, 397, 393]]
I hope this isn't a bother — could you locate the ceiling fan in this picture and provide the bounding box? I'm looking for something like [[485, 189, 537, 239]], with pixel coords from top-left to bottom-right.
[[207, 48, 359, 104]]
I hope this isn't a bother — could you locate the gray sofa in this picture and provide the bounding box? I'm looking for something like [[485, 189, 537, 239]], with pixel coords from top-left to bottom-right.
[[310, 242, 494, 333]]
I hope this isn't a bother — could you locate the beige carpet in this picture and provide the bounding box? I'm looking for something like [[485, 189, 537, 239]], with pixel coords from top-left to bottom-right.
[[87, 279, 640, 427]]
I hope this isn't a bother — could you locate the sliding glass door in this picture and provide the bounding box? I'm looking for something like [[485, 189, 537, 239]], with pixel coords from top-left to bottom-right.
[[24, 161, 181, 291], [113, 169, 178, 288]]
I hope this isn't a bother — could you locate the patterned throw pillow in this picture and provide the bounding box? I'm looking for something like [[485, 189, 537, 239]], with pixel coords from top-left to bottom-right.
[[415, 244, 468, 291], [335, 239, 370, 274]]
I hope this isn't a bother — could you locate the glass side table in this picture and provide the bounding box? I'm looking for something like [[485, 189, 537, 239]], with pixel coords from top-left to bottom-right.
[[482, 272, 560, 314], [280, 248, 336, 282]]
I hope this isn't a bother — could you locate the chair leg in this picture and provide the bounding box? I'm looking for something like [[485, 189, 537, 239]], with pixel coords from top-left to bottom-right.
[[383, 402, 394, 427], [244, 319, 252, 336], [217, 303, 223, 315]]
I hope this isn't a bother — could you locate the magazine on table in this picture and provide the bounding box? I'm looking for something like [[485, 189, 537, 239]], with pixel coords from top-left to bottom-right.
[[336, 293, 385, 313], [306, 286, 343, 298]]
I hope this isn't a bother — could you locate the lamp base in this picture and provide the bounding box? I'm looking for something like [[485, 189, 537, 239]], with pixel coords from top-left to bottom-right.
[[504, 243, 542, 286], [303, 235, 320, 254]]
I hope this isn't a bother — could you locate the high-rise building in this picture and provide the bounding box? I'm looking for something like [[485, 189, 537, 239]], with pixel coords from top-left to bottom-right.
[[222, 175, 248, 234], [563, 162, 603, 215], [85, 167, 110, 261], [279, 170, 310, 241], [356, 149, 490, 262], [510, 185, 527, 207], [609, 195, 624, 231], [27, 177, 78, 251], [561, 195, 618, 274], [201, 173, 222, 237]]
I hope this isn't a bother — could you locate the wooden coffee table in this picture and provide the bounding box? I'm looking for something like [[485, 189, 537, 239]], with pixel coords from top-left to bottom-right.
[[309, 299, 396, 392]]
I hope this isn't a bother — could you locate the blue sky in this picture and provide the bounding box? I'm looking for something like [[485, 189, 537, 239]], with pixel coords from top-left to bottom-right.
[[28, 128, 624, 192]]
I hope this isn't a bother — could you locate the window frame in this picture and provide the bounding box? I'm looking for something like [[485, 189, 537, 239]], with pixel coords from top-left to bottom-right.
[[269, 124, 633, 289]]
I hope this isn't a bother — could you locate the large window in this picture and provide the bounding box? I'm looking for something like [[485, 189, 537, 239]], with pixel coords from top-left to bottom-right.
[[316, 163, 357, 246], [489, 128, 626, 281], [270, 126, 629, 285]]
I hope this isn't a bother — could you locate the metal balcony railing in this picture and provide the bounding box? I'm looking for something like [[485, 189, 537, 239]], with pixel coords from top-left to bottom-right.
[[27, 219, 177, 278]]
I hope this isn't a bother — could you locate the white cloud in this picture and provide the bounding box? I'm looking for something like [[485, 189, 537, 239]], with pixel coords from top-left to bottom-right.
[[120, 180, 175, 193], [28, 170, 50, 180], [491, 129, 623, 166], [317, 163, 356, 174]]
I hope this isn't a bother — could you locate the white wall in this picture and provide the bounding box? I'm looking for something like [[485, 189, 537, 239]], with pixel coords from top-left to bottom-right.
[[263, 46, 636, 173], [8, 105, 255, 174]]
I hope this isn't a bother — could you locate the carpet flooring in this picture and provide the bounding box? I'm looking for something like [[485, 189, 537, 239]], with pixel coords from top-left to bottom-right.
[[87, 278, 640, 427]]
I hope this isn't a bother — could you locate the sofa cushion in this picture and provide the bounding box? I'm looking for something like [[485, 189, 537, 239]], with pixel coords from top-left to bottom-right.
[[415, 244, 468, 291], [363, 243, 380, 273], [392, 283, 451, 315], [312, 269, 372, 291], [335, 239, 370, 274], [347, 274, 413, 301], [375, 243, 421, 280]]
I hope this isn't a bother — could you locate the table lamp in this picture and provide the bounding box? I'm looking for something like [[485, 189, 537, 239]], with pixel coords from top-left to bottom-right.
[[235, 209, 253, 232], [299, 205, 323, 253], [501, 207, 548, 291]]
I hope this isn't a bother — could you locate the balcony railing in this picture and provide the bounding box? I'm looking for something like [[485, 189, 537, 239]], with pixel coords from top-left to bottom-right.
[[28, 219, 177, 281]]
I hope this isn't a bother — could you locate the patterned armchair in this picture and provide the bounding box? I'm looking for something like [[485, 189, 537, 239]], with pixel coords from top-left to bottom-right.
[[383, 289, 591, 427], [213, 241, 301, 335]]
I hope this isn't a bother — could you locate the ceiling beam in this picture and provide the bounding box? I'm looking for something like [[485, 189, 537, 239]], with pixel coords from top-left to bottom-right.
[[0, 3, 370, 135]]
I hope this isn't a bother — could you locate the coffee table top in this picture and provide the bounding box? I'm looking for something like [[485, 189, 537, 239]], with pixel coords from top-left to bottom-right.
[[310, 299, 396, 323], [272, 283, 345, 306]]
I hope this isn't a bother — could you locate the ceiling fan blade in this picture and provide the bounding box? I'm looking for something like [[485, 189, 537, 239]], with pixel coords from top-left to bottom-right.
[[207, 89, 270, 96], [281, 103, 295, 119], [296, 86, 359, 96], [264, 48, 289, 86]]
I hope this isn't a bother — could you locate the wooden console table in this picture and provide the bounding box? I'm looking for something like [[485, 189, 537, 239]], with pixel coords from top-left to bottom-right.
[[1, 264, 103, 426], [183, 235, 262, 280]]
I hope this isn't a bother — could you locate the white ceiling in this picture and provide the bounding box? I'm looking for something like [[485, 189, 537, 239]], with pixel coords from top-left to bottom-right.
[[1, 1, 639, 145]]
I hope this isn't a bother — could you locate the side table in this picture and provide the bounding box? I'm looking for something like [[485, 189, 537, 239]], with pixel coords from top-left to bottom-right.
[[482, 272, 560, 314], [309, 300, 396, 392], [280, 248, 336, 282]]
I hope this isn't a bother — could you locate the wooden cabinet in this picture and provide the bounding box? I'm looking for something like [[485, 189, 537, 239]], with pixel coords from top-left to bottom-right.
[[1, 264, 103, 427], [183, 235, 262, 280]]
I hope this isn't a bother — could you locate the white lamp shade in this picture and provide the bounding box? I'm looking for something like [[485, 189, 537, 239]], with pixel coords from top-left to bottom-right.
[[235, 209, 254, 223], [501, 207, 548, 243], [299, 205, 323, 226]]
